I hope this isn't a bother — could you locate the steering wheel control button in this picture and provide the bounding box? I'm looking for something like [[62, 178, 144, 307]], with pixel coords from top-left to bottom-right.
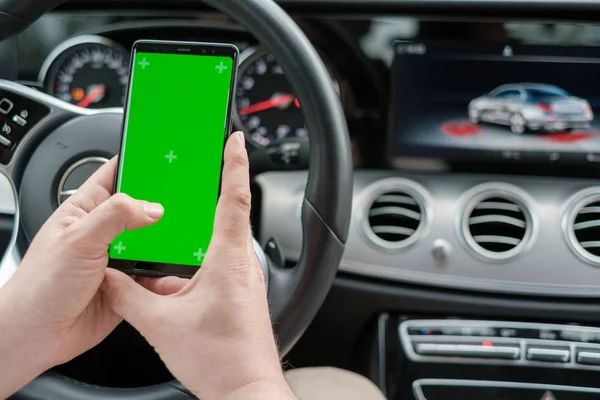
[[12, 113, 27, 127], [526, 346, 570, 363], [0, 98, 13, 114], [1, 122, 11, 136], [0, 89, 50, 164], [264, 237, 285, 267], [414, 342, 521, 360], [0, 135, 12, 148], [0, 90, 49, 130], [577, 350, 600, 366]]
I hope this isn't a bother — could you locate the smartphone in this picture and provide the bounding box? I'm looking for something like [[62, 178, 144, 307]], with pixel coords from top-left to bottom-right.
[[108, 40, 239, 278]]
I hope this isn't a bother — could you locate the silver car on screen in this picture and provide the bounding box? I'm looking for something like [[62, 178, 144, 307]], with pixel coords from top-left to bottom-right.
[[468, 83, 594, 134]]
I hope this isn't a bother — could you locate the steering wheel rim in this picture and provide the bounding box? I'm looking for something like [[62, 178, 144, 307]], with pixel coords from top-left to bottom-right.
[[0, 0, 352, 398]]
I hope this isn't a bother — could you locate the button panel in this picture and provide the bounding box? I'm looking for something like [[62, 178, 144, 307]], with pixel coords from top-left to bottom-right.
[[0, 89, 50, 164], [401, 320, 600, 370]]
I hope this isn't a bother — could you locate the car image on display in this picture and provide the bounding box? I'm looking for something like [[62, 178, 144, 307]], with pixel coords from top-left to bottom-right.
[[468, 83, 594, 134]]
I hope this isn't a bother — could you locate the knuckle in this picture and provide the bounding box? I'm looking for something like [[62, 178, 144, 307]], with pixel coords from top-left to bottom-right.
[[220, 186, 252, 214], [225, 150, 249, 169], [227, 187, 252, 210], [109, 193, 136, 215]]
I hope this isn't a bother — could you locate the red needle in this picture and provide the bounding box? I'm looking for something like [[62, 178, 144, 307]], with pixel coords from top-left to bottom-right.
[[239, 94, 294, 116], [78, 85, 105, 108]]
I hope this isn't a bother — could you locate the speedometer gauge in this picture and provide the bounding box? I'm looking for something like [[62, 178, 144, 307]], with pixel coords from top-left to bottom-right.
[[39, 35, 129, 109], [233, 46, 340, 146]]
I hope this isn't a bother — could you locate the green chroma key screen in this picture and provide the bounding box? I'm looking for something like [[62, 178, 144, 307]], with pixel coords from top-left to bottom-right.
[[110, 46, 235, 267]]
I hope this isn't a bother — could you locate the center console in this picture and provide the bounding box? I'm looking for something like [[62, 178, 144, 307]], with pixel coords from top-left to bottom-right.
[[378, 316, 600, 399]]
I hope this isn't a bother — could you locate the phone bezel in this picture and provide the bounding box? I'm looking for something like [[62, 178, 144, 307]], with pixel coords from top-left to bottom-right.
[[108, 40, 239, 278]]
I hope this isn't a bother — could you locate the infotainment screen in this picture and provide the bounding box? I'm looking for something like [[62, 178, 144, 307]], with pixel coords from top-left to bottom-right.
[[390, 42, 600, 166]]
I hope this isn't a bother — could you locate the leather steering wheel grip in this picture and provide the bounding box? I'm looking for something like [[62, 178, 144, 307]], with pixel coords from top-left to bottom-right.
[[0, 0, 353, 399]]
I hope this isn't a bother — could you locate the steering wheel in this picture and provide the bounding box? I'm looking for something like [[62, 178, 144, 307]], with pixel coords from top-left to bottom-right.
[[0, 0, 352, 398]]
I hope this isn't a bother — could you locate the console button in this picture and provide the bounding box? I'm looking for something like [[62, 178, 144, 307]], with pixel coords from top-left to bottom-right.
[[526, 347, 570, 363], [414, 343, 520, 360], [577, 350, 600, 366]]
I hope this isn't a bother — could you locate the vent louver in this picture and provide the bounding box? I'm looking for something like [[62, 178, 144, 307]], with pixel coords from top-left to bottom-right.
[[366, 190, 424, 249], [464, 195, 530, 258]]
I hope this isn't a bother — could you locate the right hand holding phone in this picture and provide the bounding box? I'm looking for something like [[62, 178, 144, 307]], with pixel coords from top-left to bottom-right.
[[102, 132, 295, 400]]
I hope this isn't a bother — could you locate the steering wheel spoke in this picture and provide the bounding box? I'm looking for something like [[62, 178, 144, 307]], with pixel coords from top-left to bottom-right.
[[0, 80, 123, 288]]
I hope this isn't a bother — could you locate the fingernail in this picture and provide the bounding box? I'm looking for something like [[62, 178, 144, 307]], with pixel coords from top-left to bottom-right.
[[236, 131, 245, 145], [143, 202, 164, 219]]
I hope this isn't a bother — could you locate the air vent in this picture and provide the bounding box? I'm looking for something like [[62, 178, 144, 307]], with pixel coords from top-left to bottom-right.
[[567, 194, 600, 264], [463, 193, 532, 259], [364, 184, 427, 250]]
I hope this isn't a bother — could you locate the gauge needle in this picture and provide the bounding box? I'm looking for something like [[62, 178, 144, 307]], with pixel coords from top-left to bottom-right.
[[239, 94, 295, 116], [77, 85, 106, 108]]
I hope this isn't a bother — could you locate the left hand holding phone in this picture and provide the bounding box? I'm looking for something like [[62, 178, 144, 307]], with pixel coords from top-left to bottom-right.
[[0, 157, 164, 399]]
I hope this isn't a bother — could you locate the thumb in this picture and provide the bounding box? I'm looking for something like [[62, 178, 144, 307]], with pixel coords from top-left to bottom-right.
[[101, 268, 161, 329], [78, 193, 163, 246]]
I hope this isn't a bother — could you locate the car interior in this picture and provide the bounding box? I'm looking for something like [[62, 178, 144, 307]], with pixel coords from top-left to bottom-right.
[[3, 0, 600, 399]]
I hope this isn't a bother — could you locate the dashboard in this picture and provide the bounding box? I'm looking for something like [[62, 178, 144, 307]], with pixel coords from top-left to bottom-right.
[[8, 8, 600, 300], [6, 1, 600, 395]]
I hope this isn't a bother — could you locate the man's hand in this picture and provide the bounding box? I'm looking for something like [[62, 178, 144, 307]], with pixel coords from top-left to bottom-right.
[[0, 157, 163, 398], [102, 132, 296, 400]]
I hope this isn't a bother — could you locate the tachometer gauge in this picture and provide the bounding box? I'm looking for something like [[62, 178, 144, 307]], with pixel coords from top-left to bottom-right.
[[39, 35, 129, 109], [233, 46, 340, 146]]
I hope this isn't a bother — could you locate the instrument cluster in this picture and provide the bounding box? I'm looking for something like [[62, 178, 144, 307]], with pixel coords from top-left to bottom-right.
[[37, 34, 346, 148]]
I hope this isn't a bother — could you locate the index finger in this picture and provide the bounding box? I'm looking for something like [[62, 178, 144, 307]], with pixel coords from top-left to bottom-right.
[[209, 131, 252, 252]]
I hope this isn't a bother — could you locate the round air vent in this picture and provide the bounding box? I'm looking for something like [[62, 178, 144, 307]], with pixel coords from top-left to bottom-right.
[[363, 180, 428, 250], [462, 188, 533, 260], [565, 191, 600, 265]]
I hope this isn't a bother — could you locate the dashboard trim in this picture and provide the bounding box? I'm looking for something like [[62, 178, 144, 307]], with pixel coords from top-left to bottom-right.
[[358, 177, 432, 252], [258, 171, 600, 298], [37, 34, 128, 90]]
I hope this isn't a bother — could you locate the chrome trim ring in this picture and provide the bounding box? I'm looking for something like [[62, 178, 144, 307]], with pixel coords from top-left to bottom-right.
[[457, 182, 537, 262], [358, 177, 432, 251], [38, 34, 129, 87], [57, 156, 110, 205], [562, 187, 600, 267]]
